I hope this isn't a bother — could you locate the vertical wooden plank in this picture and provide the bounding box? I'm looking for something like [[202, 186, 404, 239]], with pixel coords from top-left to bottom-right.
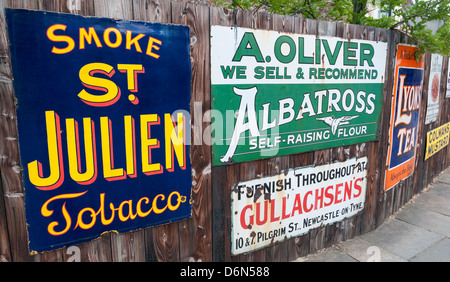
[[93, 0, 133, 20], [350, 26, 382, 237], [408, 34, 424, 196], [264, 156, 290, 262], [39, 0, 113, 262], [361, 27, 389, 234], [0, 3, 13, 256], [0, 161, 11, 261], [272, 13, 295, 33], [0, 0, 11, 78], [362, 18, 389, 228], [285, 15, 314, 261], [39, 0, 110, 262], [210, 6, 255, 262], [304, 17, 328, 255], [287, 140, 313, 260], [133, 0, 177, 262], [148, 221, 180, 262], [246, 9, 274, 263], [227, 163, 245, 262], [375, 29, 400, 227], [35, 0, 69, 262], [62, 235, 112, 262], [131, 0, 183, 263], [1, 0, 65, 262], [1, 0, 30, 262], [211, 164, 228, 262], [420, 53, 432, 190], [172, 1, 212, 262], [322, 21, 350, 249], [37, 0, 94, 14], [132, 0, 171, 23], [110, 231, 146, 262], [394, 34, 413, 209], [440, 56, 450, 170], [262, 12, 296, 262], [90, 0, 145, 262], [433, 55, 449, 174], [2, 193, 29, 261], [210, 5, 234, 263]]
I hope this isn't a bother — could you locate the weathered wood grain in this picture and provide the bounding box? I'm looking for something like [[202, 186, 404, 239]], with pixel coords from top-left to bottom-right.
[[171, 1, 213, 262], [0, 0, 449, 262]]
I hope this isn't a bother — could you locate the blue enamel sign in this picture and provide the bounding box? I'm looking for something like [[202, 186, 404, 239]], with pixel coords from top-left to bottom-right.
[[6, 9, 192, 253]]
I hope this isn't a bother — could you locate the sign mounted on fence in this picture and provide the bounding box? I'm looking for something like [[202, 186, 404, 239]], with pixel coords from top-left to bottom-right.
[[425, 54, 443, 124], [231, 157, 367, 255], [446, 60, 450, 98], [210, 26, 387, 166], [424, 121, 450, 160], [6, 9, 192, 253], [385, 44, 424, 191]]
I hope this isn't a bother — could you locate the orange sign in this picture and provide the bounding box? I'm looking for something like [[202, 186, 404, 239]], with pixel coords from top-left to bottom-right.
[[385, 45, 424, 191]]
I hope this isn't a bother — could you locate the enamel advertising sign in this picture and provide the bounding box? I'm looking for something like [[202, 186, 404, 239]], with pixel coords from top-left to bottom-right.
[[211, 26, 387, 166], [447, 60, 450, 98], [384, 44, 424, 191], [231, 157, 367, 255], [424, 121, 450, 160], [6, 9, 192, 253], [425, 54, 443, 124]]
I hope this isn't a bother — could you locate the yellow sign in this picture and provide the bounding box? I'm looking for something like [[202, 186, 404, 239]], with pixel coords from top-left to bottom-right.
[[425, 121, 450, 160]]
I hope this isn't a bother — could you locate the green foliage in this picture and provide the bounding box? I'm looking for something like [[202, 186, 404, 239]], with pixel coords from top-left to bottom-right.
[[212, 0, 329, 19], [211, 0, 450, 56]]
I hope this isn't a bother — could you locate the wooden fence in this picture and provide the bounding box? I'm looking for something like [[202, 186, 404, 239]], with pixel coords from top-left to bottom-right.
[[0, 0, 449, 262]]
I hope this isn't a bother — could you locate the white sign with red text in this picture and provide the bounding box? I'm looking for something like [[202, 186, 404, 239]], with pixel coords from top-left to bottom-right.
[[425, 54, 443, 124], [231, 157, 367, 255]]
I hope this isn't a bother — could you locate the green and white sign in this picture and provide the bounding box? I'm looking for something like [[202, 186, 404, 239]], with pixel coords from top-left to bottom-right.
[[211, 26, 387, 166]]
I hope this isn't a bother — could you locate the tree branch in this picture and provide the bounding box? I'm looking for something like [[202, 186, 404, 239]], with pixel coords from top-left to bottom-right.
[[389, 0, 445, 29]]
